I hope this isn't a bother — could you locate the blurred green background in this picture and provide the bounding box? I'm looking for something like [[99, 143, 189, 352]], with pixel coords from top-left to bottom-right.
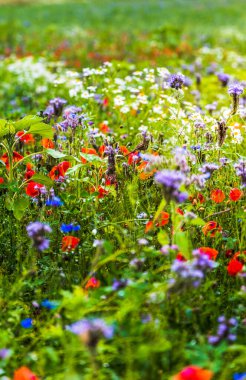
[[0, 0, 246, 66]]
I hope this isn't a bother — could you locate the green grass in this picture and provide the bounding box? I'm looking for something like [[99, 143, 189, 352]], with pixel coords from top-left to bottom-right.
[[0, 0, 246, 63]]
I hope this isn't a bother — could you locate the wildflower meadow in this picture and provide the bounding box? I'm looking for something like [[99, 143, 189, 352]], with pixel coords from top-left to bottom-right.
[[0, 0, 245, 379]]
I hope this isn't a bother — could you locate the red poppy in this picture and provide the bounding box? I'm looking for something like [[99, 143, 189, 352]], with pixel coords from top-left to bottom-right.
[[0, 177, 4, 184], [81, 148, 98, 163], [156, 211, 170, 227], [172, 365, 213, 380], [85, 277, 100, 290], [41, 138, 54, 149], [49, 161, 70, 180], [90, 186, 109, 198], [197, 193, 205, 204], [210, 189, 225, 203], [25, 181, 44, 197], [145, 220, 154, 233], [198, 247, 218, 260], [1, 151, 24, 170], [26, 163, 33, 171], [202, 221, 222, 237], [176, 253, 187, 262], [189, 193, 205, 205], [227, 259, 244, 276], [176, 208, 184, 215], [229, 188, 243, 201], [145, 212, 169, 233], [16, 131, 35, 144], [137, 161, 156, 180], [61, 236, 80, 252], [98, 145, 106, 156], [225, 249, 234, 258], [119, 146, 130, 156], [103, 97, 109, 107], [128, 152, 141, 165], [99, 122, 110, 134], [14, 366, 39, 380], [25, 169, 36, 180]]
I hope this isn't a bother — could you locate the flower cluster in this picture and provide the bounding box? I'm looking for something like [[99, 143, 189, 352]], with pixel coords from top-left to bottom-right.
[[66, 318, 114, 347], [208, 315, 237, 345], [155, 170, 188, 203], [26, 222, 52, 252]]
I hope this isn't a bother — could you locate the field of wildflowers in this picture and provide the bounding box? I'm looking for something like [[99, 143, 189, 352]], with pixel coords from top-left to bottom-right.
[[0, 0, 245, 379]]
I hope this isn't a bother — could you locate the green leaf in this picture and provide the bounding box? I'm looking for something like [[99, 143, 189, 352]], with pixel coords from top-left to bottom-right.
[[66, 164, 83, 175], [13, 197, 29, 220], [5, 196, 13, 211], [190, 217, 206, 226], [174, 231, 192, 259], [0, 119, 15, 137], [157, 231, 169, 246], [31, 174, 53, 187], [153, 199, 166, 223], [14, 115, 44, 132], [28, 122, 54, 138], [46, 149, 67, 159], [80, 152, 104, 163]]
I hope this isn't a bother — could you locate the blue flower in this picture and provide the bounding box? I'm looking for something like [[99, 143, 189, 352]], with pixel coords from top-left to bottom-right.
[[60, 224, 73, 233], [60, 224, 80, 233], [41, 299, 59, 310], [233, 374, 246, 380], [46, 196, 63, 207], [21, 318, 33, 328], [72, 225, 81, 232]]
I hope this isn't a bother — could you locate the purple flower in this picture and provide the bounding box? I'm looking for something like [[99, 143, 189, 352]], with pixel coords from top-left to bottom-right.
[[200, 163, 219, 179], [155, 170, 188, 203], [0, 348, 11, 359], [168, 73, 185, 90], [26, 222, 52, 252], [208, 315, 238, 346], [228, 84, 244, 97], [43, 105, 54, 120], [65, 113, 80, 129], [170, 251, 216, 290], [49, 97, 67, 116], [234, 160, 246, 187], [112, 279, 129, 291], [130, 258, 145, 269], [217, 73, 230, 87], [173, 147, 190, 173], [208, 336, 219, 345], [63, 105, 81, 117], [67, 318, 114, 347]]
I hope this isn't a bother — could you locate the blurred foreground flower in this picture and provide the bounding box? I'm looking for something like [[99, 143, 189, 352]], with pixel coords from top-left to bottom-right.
[[26, 222, 52, 252], [66, 318, 114, 347], [14, 366, 39, 380], [173, 365, 213, 380], [155, 170, 188, 203]]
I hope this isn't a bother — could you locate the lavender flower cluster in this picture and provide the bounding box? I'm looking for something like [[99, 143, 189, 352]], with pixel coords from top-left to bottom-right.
[[155, 169, 188, 203], [67, 318, 114, 347], [168, 73, 185, 90], [26, 222, 52, 252], [234, 160, 246, 187], [170, 250, 216, 289], [208, 316, 237, 345]]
